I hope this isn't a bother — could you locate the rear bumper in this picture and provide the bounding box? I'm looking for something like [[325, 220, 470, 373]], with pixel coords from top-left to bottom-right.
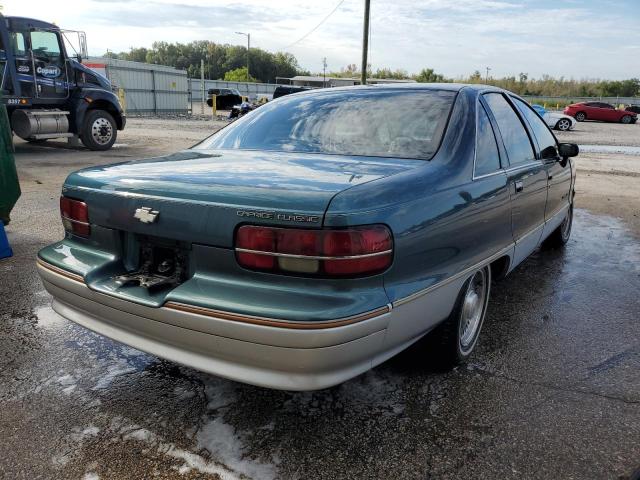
[[37, 259, 407, 391]]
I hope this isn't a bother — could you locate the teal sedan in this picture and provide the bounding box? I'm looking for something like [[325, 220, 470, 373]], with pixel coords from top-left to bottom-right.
[[37, 84, 579, 390]]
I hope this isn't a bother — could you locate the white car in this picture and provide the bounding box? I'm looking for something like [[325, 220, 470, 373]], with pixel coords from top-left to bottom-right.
[[532, 105, 576, 131]]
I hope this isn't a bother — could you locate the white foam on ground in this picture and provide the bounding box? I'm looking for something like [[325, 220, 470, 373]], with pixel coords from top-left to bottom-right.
[[35, 305, 66, 328], [92, 362, 137, 390], [123, 428, 156, 442], [196, 417, 277, 480], [104, 376, 279, 480]]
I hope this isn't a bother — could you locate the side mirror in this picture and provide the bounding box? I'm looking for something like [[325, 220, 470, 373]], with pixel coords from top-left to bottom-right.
[[558, 143, 579, 159], [540, 145, 558, 160], [76, 54, 83, 63]]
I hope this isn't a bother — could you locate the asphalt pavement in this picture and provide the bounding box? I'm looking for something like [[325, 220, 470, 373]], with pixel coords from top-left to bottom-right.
[[1, 135, 639, 480]]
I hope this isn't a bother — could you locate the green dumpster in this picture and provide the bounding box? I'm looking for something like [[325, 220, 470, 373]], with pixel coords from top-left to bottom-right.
[[0, 99, 20, 225]]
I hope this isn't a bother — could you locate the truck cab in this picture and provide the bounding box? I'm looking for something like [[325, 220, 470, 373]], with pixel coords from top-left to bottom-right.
[[0, 15, 125, 150]]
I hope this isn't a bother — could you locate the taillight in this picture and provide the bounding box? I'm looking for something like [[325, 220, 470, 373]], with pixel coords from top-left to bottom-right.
[[60, 196, 90, 237], [235, 225, 393, 277]]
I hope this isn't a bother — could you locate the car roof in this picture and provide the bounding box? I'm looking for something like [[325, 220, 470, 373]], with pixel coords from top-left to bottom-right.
[[287, 83, 509, 99]]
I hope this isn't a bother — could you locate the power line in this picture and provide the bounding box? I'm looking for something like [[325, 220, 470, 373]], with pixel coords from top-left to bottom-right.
[[283, 0, 347, 50]]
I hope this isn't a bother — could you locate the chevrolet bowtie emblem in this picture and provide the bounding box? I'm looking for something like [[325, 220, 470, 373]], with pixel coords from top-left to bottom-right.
[[134, 207, 159, 224]]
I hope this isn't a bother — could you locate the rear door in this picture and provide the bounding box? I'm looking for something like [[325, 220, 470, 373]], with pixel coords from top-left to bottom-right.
[[599, 103, 619, 122], [590, 102, 610, 121], [512, 97, 572, 227], [483, 92, 548, 267]]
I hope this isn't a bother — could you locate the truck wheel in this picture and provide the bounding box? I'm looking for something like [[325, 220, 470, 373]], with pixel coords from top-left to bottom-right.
[[81, 110, 117, 151], [430, 266, 491, 368]]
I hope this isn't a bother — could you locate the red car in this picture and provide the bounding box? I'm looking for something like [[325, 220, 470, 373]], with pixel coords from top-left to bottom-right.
[[564, 102, 637, 124]]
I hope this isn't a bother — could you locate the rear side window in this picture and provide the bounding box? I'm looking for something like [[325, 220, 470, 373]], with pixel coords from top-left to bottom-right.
[[475, 103, 501, 177], [484, 93, 535, 166], [196, 89, 457, 160], [513, 98, 557, 158]]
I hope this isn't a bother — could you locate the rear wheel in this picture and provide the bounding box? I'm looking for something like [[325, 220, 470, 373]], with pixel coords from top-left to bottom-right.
[[81, 110, 117, 151], [542, 204, 573, 249], [575, 111, 586, 122], [431, 266, 491, 367], [621, 115, 632, 124], [555, 118, 572, 131]]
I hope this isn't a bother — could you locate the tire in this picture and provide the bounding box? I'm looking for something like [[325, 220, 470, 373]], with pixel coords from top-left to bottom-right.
[[431, 266, 491, 367], [574, 111, 586, 122], [621, 115, 632, 124], [206, 99, 213, 107], [80, 110, 117, 151], [542, 204, 573, 249], [555, 118, 572, 131]]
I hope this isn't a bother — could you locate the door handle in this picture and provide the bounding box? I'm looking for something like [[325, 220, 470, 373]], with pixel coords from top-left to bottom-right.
[[515, 180, 524, 193]]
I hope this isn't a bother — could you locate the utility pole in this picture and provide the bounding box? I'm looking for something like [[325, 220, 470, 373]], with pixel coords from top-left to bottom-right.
[[200, 59, 205, 114], [236, 32, 250, 82], [485, 66, 491, 84], [322, 57, 327, 88], [360, 0, 370, 86]]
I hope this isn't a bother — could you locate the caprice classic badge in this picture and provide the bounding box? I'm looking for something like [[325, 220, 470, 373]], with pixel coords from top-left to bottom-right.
[[236, 210, 320, 223]]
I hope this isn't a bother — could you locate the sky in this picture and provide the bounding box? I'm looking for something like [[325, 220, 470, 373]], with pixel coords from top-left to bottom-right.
[[2, 0, 639, 80]]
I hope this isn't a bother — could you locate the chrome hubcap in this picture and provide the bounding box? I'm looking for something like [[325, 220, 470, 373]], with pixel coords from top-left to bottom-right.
[[459, 270, 487, 350], [91, 117, 113, 145]]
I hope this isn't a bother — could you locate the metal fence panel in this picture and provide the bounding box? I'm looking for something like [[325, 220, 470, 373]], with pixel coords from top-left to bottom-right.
[[522, 95, 639, 106], [87, 57, 189, 115], [189, 79, 281, 101]]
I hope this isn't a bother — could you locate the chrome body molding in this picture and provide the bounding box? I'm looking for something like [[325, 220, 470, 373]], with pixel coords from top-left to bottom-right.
[[393, 243, 515, 308], [37, 258, 390, 331], [234, 247, 392, 261], [60, 215, 90, 227]]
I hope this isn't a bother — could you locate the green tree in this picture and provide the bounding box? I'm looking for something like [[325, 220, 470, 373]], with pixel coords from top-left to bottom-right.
[[224, 67, 257, 82], [414, 68, 446, 83], [372, 68, 409, 79], [108, 40, 302, 83]]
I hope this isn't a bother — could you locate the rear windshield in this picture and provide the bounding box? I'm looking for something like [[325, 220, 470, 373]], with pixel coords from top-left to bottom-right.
[[195, 89, 456, 160]]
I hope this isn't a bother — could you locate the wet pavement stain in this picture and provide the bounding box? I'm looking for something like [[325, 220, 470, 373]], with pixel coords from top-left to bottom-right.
[[1, 209, 639, 479]]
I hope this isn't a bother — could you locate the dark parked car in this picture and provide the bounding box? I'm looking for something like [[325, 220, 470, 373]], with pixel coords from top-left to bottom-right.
[[564, 101, 637, 123], [624, 104, 640, 115], [37, 84, 578, 391], [272, 85, 312, 99], [206, 88, 242, 109]]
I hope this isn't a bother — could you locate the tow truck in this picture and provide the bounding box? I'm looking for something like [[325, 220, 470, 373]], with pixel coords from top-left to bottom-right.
[[0, 15, 125, 150]]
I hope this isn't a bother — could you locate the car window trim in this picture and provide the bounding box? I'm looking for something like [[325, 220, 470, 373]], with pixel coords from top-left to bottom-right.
[[510, 95, 560, 158], [195, 88, 460, 161], [481, 92, 538, 168], [472, 98, 504, 180]]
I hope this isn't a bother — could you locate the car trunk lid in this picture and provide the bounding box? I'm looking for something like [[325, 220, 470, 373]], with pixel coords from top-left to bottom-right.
[[63, 149, 420, 247]]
